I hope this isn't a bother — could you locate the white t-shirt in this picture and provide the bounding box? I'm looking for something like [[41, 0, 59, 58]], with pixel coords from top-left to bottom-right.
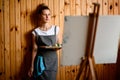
[[32, 25, 59, 36]]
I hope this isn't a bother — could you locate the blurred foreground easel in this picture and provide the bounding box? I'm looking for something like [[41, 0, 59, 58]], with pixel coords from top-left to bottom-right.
[[76, 3, 100, 80]]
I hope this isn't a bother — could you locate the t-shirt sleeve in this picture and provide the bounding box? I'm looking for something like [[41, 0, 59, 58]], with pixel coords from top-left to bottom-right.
[[32, 30, 36, 36]]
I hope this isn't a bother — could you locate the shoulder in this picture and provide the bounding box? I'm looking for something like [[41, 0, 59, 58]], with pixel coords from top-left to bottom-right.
[[51, 25, 60, 35], [32, 27, 39, 36], [52, 25, 60, 31]]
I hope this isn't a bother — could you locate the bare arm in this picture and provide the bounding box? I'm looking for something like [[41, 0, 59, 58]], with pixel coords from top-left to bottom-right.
[[31, 34, 38, 68], [28, 34, 38, 77], [56, 27, 62, 44]]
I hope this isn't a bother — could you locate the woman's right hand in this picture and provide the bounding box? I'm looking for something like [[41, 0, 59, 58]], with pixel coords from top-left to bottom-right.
[[28, 67, 34, 77]]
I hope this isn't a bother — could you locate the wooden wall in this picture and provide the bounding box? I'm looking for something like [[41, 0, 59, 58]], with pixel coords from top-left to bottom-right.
[[0, 0, 120, 80]]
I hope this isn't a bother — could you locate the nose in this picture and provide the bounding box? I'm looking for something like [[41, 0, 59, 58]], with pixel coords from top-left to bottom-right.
[[46, 14, 49, 18]]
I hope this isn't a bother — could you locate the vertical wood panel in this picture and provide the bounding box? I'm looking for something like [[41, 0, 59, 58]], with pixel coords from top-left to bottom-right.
[[70, 0, 75, 15], [91, 0, 98, 14], [53, 0, 59, 25], [103, 0, 108, 15], [119, 0, 120, 14], [53, 2, 60, 79], [20, 0, 27, 79], [81, 0, 87, 15], [0, 0, 5, 79], [97, 0, 103, 15], [48, 0, 54, 24], [113, 0, 119, 14], [26, 0, 32, 31], [42, 0, 48, 5], [4, 0, 10, 80], [64, 0, 70, 15], [108, 0, 114, 15], [60, 66, 65, 80], [59, 0, 64, 40], [15, 0, 21, 79], [87, 0, 92, 15], [37, 0, 42, 5], [9, 0, 16, 79], [59, 1, 64, 79], [20, 0, 26, 60], [25, 0, 32, 79], [75, 0, 81, 15]]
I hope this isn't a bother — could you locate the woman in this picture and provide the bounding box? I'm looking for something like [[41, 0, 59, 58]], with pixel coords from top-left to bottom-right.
[[28, 3, 61, 80]]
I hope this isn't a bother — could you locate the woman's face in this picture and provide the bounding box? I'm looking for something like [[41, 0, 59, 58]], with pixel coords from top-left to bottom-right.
[[40, 9, 51, 23]]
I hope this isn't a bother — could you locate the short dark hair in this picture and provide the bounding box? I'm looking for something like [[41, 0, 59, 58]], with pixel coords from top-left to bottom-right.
[[36, 3, 50, 14]]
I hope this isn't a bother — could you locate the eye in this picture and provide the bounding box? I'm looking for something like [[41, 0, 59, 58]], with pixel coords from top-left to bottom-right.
[[48, 13, 51, 16]]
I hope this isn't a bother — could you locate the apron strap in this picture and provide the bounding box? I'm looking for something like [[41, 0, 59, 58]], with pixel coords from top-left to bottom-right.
[[54, 25, 56, 35], [54, 26, 57, 43]]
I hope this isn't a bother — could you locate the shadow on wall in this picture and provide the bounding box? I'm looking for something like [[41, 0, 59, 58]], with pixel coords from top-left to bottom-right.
[[17, 4, 42, 80]]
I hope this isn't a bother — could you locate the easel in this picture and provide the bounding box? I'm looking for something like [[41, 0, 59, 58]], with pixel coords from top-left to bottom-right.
[[76, 3, 100, 80]]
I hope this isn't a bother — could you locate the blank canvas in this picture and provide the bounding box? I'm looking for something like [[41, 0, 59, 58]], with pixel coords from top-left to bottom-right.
[[61, 16, 120, 66]]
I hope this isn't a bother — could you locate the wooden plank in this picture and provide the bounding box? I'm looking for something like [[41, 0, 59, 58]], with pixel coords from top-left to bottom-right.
[[95, 64, 102, 80], [81, 0, 87, 15], [53, 0, 59, 25], [42, 0, 48, 5], [113, 0, 118, 14], [91, 0, 98, 15], [87, 0, 92, 15], [92, 0, 98, 3], [0, 0, 5, 79], [97, 0, 103, 15], [60, 66, 66, 80], [75, 65, 80, 80], [59, 0, 64, 42], [15, 0, 21, 79], [65, 66, 68, 80], [66, 66, 71, 80], [64, 0, 70, 16], [26, 0, 32, 31], [37, 0, 42, 5], [72, 66, 76, 80], [53, 1, 60, 79], [108, 0, 114, 15], [103, 0, 108, 15], [31, 0, 38, 28], [59, 0, 64, 79], [4, 0, 10, 80], [25, 0, 32, 79], [9, 0, 16, 79], [48, 0, 54, 24], [31, 0, 37, 16], [75, 0, 81, 15], [119, 0, 120, 14], [20, 0, 27, 78], [70, 0, 75, 15], [110, 64, 116, 80], [20, 0, 26, 59]]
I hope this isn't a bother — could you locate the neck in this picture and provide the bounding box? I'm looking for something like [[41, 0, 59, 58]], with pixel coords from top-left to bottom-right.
[[38, 22, 49, 27], [38, 23, 52, 31]]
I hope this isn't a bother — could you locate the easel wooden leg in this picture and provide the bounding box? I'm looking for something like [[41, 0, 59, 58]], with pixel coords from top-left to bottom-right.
[[76, 3, 100, 80], [84, 61, 90, 80], [89, 57, 97, 80], [76, 58, 87, 80]]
